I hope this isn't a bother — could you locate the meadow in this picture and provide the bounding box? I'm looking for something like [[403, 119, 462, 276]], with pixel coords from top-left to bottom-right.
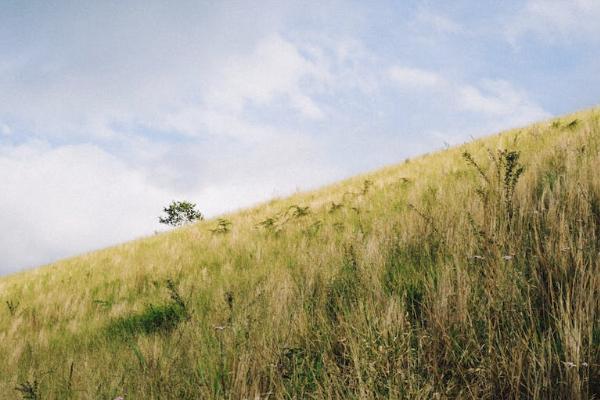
[[0, 108, 598, 399]]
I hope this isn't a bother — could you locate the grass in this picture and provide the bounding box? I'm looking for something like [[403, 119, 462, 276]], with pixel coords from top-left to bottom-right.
[[101, 280, 189, 341], [0, 108, 599, 399]]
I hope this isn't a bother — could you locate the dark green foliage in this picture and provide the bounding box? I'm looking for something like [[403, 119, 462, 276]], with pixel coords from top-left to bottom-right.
[[257, 212, 286, 233], [462, 151, 489, 184], [210, 219, 232, 234], [106, 303, 187, 338], [304, 221, 322, 236], [257, 216, 278, 232], [166, 279, 187, 310], [92, 299, 113, 310], [128, 339, 147, 369], [382, 241, 434, 324], [404, 282, 424, 323], [288, 205, 310, 219], [361, 179, 373, 195], [277, 347, 309, 379], [329, 202, 343, 213], [15, 380, 40, 400], [407, 203, 439, 236], [224, 291, 234, 324], [276, 345, 324, 394], [497, 149, 525, 219], [326, 245, 361, 323], [106, 281, 188, 339], [283, 252, 366, 397], [158, 201, 203, 227], [463, 149, 525, 221], [332, 222, 344, 232], [256, 205, 310, 234], [566, 119, 579, 129], [65, 362, 74, 396], [343, 180, 374, 199], [6, 299, 19, 316]]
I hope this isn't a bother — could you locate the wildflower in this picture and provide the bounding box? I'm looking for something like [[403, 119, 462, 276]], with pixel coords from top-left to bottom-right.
[[502, 255, 513, 260]]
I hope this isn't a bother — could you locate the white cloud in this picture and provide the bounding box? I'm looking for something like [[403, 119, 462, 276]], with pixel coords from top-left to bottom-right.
[[386, 67, 550, 130], [456, 79, 551, 130], [290, 93, 324, 119], [0, 5, 311, 141], [0, 123, 11, 136], [160, 105, 314, 143], [459, 85, 512, 115], [458, 80, 549, 117], [414, 9, 463, 34], [385, 67, 551, 138], [307, 37, 393, 96], [388, 66, 443, 88], [204, 35, 327, 119], [152, 34, 391, 145], [0, 142, 174, 273], [27, 34, 330, 142], [506, 0, 600, 44]]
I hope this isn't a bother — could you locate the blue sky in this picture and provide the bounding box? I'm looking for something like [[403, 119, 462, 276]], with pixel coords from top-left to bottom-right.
[[1, 0, 599, 274]]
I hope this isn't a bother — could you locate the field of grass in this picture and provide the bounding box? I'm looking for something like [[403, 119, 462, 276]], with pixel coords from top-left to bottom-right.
[[1, 108, 599, 399]]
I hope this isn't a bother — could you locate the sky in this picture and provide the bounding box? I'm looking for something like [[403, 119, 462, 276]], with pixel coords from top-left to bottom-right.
[[1, 0, 599, 275]]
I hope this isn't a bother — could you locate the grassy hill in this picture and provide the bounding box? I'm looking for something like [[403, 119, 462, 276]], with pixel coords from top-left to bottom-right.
[[1, 108, 599, 399]]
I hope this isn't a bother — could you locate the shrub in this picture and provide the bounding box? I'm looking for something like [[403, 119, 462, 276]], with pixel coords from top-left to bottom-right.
[[210, 218, 232, 234], [15, 380, 40, 400], [158, 201, 203, 227]]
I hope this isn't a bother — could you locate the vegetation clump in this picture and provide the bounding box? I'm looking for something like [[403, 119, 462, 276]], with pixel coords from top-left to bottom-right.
[[210, 218, 232, 234], [158, 200, 203, 227], [106, 280, 188, 339], [15, 380, 40, 400], [6, 299, 19, 316]]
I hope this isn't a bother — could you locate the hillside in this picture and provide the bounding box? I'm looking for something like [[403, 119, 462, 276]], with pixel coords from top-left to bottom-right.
[[1, 108, 599, 399]]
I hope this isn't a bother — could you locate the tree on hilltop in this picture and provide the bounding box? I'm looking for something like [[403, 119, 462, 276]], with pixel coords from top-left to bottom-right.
[[159, 201, 203, 227]]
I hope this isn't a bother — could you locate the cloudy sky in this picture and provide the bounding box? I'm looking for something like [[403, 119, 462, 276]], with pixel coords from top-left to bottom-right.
[[1, 0, 599, 274]]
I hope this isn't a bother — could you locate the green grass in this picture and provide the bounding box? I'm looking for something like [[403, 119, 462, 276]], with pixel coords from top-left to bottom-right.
[[0, 108, 599, 399]]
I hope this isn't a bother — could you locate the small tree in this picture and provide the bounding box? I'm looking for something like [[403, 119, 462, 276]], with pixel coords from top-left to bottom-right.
[[159, 201, 203, 227]]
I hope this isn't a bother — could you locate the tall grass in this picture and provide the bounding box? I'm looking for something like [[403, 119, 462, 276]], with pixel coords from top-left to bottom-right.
[[0, 109, 598, 399]]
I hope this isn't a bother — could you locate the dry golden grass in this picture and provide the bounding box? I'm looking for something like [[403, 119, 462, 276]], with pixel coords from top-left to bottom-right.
[[0, 108, 599, 399]]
